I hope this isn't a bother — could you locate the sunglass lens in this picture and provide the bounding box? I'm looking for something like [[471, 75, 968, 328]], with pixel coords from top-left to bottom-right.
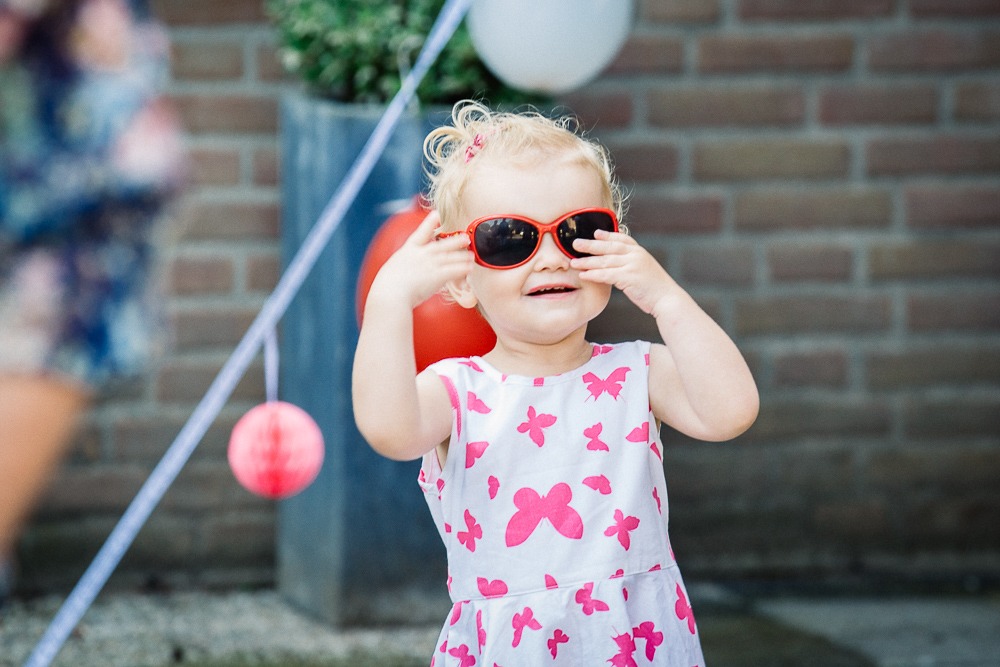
[[474, 217, 539, 267], [557, 211, 616, 257]]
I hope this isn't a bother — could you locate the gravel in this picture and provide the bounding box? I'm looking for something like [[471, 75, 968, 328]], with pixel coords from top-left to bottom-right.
[[0, 590, 439, 667]]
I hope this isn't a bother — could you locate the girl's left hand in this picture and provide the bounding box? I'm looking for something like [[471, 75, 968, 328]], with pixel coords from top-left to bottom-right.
[[570, 230, 677, 317]]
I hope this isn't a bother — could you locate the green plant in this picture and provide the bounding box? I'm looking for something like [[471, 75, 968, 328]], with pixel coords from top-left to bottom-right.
[[267, 0, 525, 105]]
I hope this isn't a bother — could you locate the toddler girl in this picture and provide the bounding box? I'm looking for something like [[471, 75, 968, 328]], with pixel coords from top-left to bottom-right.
[[353, 101, 758, 666]]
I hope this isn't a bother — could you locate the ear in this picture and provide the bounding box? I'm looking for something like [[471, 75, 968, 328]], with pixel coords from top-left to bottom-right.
[[445, 276, 479, 309]]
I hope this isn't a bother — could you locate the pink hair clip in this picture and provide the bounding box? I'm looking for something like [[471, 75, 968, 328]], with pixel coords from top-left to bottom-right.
[[464, 133, 487, 163]]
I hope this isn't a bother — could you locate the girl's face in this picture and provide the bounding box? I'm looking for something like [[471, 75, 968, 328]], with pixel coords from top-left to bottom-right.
[[453, 153, 613, 348]]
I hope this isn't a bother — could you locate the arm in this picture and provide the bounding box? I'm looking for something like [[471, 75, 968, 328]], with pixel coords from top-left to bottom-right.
[[572, 230, 759, 442], [352, 211, 474, 460]]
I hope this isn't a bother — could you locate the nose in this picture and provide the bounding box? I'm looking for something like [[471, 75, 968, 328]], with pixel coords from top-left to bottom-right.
[[533, 231, 570, 269]]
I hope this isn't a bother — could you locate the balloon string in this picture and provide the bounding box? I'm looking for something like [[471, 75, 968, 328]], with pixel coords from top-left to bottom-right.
[[22, 1, 474, 665], [264, 328, 278, 404]]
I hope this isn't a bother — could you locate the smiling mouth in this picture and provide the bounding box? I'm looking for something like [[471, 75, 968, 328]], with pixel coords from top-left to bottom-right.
[[527, 286, 577, 296]]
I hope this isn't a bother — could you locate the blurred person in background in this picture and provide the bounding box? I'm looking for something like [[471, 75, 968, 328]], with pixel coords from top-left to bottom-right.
[[0, 0, 184, 608]]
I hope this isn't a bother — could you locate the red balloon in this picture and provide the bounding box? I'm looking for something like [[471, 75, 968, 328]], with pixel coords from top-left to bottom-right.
[[356, 198, 496, 372], [228, 401, 324, 499]]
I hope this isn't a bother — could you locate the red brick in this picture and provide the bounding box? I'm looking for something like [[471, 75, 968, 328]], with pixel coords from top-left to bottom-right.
[[246, 254, 281, 292], [955, 81, 1000, 122], [156, 359, 264, 403], [187, 147, 241, 187], [257, 43, 290, 83], [867, 135, 1000, 176], [814, 501, 890, 541], [680, 244, 755, 286], [606, 141, 680, 182], [867, 345, 1000, 389], [589, 293, 668, 343], [111, 414, 237, 463], [649, 86, 804, 128], [698, 35, 854, 73], [171, 93, 278, 134], [744, 397, 891, 442], [252, 146, 280, 186], [171, 307, 260, 350], [819, 84, 938, 126], [773, 349, 849, 388], [910, 0, 1000, 18], [768, 244, 854, 282], [168, 255, 235, 296], [736, 294, 891, 335], [171, 41, 244, 81], [624, 193, 724, 234], [736, 188, 892, 230], [607, 35, 685, 76], [905, 186, 1000, 229], [903, 397, 1000, 439], [645, 0, 721, 23], [149, 0, 267, 26], [560, 92, 634, 130], [738, 0, 894, 20], [183, 201, 279, 241], [869, 240, 1000, 281], [695, 140, 849, 181], [869, 30, 1000, 72], [907, 291, 1000, 332], [39, 465, 148, 516], [198, 513, 276, 566]]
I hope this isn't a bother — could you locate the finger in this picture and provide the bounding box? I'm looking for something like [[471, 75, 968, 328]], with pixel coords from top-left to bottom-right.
[[406, 209, 443, 245]]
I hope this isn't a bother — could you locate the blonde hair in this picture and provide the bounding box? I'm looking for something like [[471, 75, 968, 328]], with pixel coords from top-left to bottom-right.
[[422, 100, 625, 231]]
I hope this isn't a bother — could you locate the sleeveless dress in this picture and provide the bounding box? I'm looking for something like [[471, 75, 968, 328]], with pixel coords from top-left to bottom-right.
[[420, 341, 705, 666]]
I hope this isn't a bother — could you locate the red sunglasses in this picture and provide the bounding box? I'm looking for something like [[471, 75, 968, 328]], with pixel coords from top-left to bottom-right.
[[441, 207, 619, 269]]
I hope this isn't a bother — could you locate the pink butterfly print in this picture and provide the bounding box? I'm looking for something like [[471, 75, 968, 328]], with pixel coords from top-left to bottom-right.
[[604, 509, 640, 550], [633, 621, 664, 661], [626, 422, 649, 444], [511, 606, 542, 647], [450, 600, 468, 625], [488, 475, 500, 500], [650, 442, 662, 460], [457, 510, 482, 552], [477, 577, 508, 598], [675, 583, 697, 635], [653, 487, 662, 514], [505, 483, 584, 547], [592, 344, 614, 356], [444, 523, 452, 534], [460, 360, 484, 372], [517, 406, 556, 446], [467, 391, 491, 414], [448, 643, 476, 667], [583, 474, 612, 495], [610, 569, 624, 579], [533, 377, 545, 386], [574, 582, 610, 615], [477, 609, 487, 652], [608, 632, 638, 667], [548, 629, 569, 658], [545, 574, 558, 589], [582, 367, 630, 401], [466, 441, 489, 469], [584, 423, 609, 451]]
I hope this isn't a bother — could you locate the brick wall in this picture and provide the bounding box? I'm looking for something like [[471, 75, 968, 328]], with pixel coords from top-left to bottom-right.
[[18, 0, 1000, 594]]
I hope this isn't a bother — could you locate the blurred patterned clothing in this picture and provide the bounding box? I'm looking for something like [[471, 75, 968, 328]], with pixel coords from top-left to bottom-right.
[[0, 12, 179, 389]]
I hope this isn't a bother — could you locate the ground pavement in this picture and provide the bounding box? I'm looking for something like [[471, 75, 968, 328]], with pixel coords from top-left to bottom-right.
[[1, 584, 998, 666]]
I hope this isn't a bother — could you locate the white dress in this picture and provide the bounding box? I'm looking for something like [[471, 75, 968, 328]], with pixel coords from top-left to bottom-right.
[[419, 341, 706, 666]]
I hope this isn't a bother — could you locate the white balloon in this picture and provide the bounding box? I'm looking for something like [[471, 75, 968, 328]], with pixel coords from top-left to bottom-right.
[[468, 0, 635, 94]]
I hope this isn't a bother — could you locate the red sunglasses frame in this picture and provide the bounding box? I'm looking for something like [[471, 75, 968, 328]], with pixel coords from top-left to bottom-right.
[[440, 207, 619, 269]]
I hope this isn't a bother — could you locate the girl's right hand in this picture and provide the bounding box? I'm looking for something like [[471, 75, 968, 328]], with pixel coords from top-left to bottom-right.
[[367, 210, 473, 311]]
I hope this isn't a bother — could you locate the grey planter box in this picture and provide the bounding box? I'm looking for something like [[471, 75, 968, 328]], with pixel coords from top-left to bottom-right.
[[276, 92, 451, 626]]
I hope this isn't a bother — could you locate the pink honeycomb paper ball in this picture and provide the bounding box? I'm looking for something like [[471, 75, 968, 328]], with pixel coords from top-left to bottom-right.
[[228, 401, 324, 499]]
